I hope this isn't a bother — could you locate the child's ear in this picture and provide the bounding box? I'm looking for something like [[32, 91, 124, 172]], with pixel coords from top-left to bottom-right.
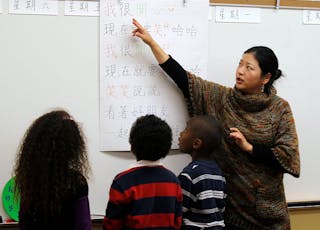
[[193, 138, 202, 150], [131, 145, 136, 155]]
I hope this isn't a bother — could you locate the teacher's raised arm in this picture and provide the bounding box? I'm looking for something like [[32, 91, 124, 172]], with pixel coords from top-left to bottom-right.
[[132, 18, 169, 64]]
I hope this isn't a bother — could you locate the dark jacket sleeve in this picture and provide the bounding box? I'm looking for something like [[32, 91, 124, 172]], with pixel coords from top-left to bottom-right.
[[73, 196, 92, 230], [252, 144, 285, 172], [73, 180, 92, 230], [159, 56, 190, 99]]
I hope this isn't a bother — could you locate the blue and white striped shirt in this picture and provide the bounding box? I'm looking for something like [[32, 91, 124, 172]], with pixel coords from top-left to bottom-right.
[[178, 160, 226, 229]]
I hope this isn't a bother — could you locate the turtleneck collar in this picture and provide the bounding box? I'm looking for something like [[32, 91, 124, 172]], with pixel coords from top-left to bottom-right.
[[230, 86, 277, 112]]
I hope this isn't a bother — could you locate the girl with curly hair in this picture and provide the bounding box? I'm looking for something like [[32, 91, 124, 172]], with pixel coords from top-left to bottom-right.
[[14, 109, 91, 230]]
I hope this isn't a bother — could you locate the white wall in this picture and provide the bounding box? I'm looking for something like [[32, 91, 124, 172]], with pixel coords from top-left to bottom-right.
[[0, 5, 319, 219]]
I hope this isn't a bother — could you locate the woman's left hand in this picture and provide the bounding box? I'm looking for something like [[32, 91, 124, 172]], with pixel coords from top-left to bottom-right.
[[229, 127, 253, 153]]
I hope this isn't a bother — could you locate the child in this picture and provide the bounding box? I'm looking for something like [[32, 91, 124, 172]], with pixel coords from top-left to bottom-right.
[[178, 115, 227, 229], [14, 110, 91, 230], [103, 114, 182, 230]]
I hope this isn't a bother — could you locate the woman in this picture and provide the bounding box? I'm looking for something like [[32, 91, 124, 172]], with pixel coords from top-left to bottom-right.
[[14, 110, 91, 230], [132, 18, 300, 230]]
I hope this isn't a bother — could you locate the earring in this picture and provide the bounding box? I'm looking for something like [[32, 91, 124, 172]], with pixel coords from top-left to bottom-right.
[[261, 84, 265, 93]]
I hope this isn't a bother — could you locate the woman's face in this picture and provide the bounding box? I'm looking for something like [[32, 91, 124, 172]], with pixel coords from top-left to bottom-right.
[[235, 53, 269, 94]]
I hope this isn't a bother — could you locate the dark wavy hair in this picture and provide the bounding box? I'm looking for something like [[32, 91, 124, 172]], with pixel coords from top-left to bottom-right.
[[14, 109, 90, 221], [129, 114, 172, 161], [244, 46, 283, 95]]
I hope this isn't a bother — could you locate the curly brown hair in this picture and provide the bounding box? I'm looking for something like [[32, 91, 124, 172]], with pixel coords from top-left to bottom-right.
[[14, 109, 90, 221]]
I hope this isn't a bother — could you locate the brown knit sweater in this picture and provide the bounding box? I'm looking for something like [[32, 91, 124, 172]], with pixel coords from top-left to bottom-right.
[[186, 72, 300, 230]]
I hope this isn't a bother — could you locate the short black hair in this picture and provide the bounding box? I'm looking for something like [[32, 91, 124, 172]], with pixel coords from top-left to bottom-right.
[[129, 114, 172, 161], [189, 115, 223, 153]]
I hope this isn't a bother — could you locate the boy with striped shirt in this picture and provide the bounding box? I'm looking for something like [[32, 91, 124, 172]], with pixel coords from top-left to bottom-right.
[[103, 115, 182, 230], [178, 115, 227, 229]]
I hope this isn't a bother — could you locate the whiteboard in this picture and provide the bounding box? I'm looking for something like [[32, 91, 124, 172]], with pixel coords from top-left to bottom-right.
[[0, 5, 319, 218], [208, 7, 320, 203]]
